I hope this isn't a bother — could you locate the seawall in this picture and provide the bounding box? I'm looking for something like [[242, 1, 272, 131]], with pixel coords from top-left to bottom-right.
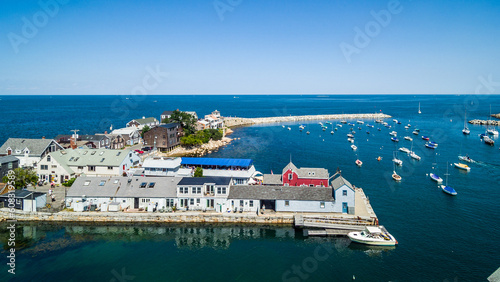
[[225, 113, 392, 128]]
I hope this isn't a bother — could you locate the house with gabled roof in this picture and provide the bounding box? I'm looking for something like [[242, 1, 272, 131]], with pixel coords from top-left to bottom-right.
[[0, 155, 19, 179], [36, 148, 141, 184], [331, 175, 356, 214], [0, 138, 63, 168], [263, 161, 329, 187], [126, 117, 159, 130], [111, 127, 141, 145]]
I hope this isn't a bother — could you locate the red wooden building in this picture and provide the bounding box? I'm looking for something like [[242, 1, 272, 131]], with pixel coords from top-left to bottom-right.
[[263, 162, 330, 187]]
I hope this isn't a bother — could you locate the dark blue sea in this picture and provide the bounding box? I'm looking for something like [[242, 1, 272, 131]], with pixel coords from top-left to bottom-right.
[[1, 95, 499, 281]]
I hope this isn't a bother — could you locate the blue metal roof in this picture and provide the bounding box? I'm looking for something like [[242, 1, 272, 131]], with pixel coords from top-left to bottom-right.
[[181, 158, 253, 167]]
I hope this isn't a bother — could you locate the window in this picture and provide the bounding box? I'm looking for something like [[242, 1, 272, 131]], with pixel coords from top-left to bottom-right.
[[249, 200, 253, 207], [190, 199, 194, 205], [139, 182, 147, 188], [179, 187, 184, 194], [320, 202, 325, 209], [184, 187, 189, 194], [192, 187, 196, 194], [47, 156, 51, 162], [7, 162, 12, 169], [309, 184, 314, 187], [217, 187, 221, 194], [197, 187, 201, 194], [88, 166, 96, 171], [78, 166, 84, 170], [99, 180, 106, 186], [196, 199, 200, 204], [141, 199, 150, 203], [285, 200, 290, 207], [343, 190, 347, 196], [84, 180, 91, 186], [51, 165, 57, 168], [288, 173, 293, 180], [148, 182, 155, 188], [41, 165, 48, 170], [108, 166, 113, 170], [74, 157, 79, 161], [240, 200, 244, 207], [69, 157, 74, 161]]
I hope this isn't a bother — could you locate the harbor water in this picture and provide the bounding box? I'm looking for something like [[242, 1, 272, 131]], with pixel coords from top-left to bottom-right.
[[1, 95, 499, 281]]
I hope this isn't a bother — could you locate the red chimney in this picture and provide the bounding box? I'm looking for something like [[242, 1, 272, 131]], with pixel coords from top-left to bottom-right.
[[42, 136, 45, 139], [105, 131, 108, 134], [70, 136, 77, 149]]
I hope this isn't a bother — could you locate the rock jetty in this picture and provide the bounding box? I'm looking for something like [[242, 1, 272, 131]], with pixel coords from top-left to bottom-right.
[[491, 113, 500, 119], [468, 119, 500, 126], [225, 113, 391, 128]]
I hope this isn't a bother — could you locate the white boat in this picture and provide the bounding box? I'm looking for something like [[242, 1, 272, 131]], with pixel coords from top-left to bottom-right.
[[392, 171, 402, 181], [287, 127, 291, 130], [404, 126, 409, 129], [410, 151, 421, 160], [458, 155, 474, 163], [299, 125, 305, 130], [347, 134, 354, 138], [357, 120, 364, 124], [306, 131, 310, 135], [404, 136, 413, 141], [390, 131, 397, 136], [418, 102, 421, 114], [348, 138, 354, 143], [430, 173, 443, 183], [355, 159, 363, 167], [347, 226, 398, 246], [392, 157, 403, 166], [393, 119, 398, 123], [399, 147, 410, 154], [486, 105, 499, 135], [282, 125, 285, 128], [454, 162, 470, 172], [462, 108, 470, 135], [351, 145, 357, 150]]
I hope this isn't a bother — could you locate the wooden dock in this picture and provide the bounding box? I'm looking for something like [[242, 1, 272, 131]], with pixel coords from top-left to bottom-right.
[[303, 229, 352, 237], [294, 215, 373, 230]]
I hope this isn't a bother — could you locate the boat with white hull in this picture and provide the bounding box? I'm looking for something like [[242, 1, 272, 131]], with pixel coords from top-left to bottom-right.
[[348, 226, 398, 246]]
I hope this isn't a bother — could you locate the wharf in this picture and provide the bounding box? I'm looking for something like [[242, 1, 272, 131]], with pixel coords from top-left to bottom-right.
[[225, 113, 392, 128]]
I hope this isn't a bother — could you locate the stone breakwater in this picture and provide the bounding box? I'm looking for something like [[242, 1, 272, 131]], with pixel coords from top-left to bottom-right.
[[491, 113, 500, 119], [225, 113, 392, 128], [469, 119, 500, 126]]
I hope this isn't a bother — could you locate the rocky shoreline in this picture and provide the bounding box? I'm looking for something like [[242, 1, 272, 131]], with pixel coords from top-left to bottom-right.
[[165, 137, 234, 157], [491, 113, 500, 119], [468, 119, 500, 126]]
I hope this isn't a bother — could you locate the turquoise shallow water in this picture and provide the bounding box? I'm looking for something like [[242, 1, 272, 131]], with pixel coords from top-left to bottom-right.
[[0, 95, 499, 281]]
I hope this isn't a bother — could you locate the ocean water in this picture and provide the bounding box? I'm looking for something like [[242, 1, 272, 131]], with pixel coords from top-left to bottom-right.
[[0, 95, 499, 281]]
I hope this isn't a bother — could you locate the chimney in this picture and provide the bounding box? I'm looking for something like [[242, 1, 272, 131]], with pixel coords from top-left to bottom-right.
[[42, 136, 45, 139], [105, 131, 108, 134], [70, 136, 77, 149]]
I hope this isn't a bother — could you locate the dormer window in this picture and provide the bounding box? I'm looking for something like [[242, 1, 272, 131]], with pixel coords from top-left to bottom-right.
[[47, 156, 51, 162], [99, 151, 104, 155], [91, 151, 96, 155]]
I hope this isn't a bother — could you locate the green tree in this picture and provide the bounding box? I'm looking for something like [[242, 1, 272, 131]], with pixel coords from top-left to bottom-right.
[[2, 168, 38, 189], [141, 125, 151, 138], [62, 177, 76, 187], [194, 167, 203, 177], [163, 110, 197, 135], [181, 135, 203, 146]]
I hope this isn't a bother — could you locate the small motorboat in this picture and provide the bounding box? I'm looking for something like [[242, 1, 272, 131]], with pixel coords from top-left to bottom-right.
[[375, 119, 383, 123], [410, 151, 421, 160], [287, 127, 291, 130], [367, 124, 374, 128], [397, 121, 402, 124], [347, 226, 398, 246], [454, 163, 471, 172], [299, 125, 305, 130], [337, 124, 342, 128], [393, 119, 398, 123], [378, 128, 381, 131], [341, 120, 347, 124], [484, 136, 495, 145], [421, 136, 430, 141], [430, 173, 443, 183], [412, 130, 419, 135], [389, 131, 397, 136], [351, 145, 357, 150], [391, 137, 399, 142], [331, 131, 334, 135], [392, 171, 402, 181], [404, 126, 409, 129], [462, 128, 470, 135], [385, 125, 391, 128], [399, 147, 410, 154], [458, 155, 474, 163], [366, 131, 370, 134], [487, 128, 499, 136], [347, 134, 354, 138], [355, 159, 363, 167], [404, 136, 413, 141], [407, 124, 411, 127], [282, 125, 285, 128], [357, 120, 364, 124], [306, 131, 310, 135], [348, 138, 354, 143], [358, 127, 362, 130]]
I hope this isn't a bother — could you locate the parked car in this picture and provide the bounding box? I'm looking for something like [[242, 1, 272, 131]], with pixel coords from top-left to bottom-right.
[[142, 147, 151, 151]]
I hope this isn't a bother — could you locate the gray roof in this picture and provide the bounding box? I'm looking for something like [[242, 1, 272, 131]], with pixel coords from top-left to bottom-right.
[[228, 185, 334, 201], [0, 155, 19, 164], [0, 190, 44, 199], [130, 117, 158, 125], [0, 138, 62, 157], [282, 162, 329, 179], [161, 111, 174, 116], [67, 176, 181, 198], [263, 174, 282, 185], [50, 148, 134, 168], [178, 177, 231, 186], [331, 176, 354, 191]]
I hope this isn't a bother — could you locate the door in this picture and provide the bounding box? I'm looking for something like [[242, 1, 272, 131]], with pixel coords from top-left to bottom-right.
[[342, 202, 348, 213], [134, 198, 139, 209]]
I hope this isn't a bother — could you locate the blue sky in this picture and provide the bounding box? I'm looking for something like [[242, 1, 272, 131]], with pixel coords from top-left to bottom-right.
[[1, 0, 500, 95]]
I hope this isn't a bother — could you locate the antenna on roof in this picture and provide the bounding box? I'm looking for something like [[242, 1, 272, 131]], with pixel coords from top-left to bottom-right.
[[290, 153, 292, 164], [71, 129, 80, 139]]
